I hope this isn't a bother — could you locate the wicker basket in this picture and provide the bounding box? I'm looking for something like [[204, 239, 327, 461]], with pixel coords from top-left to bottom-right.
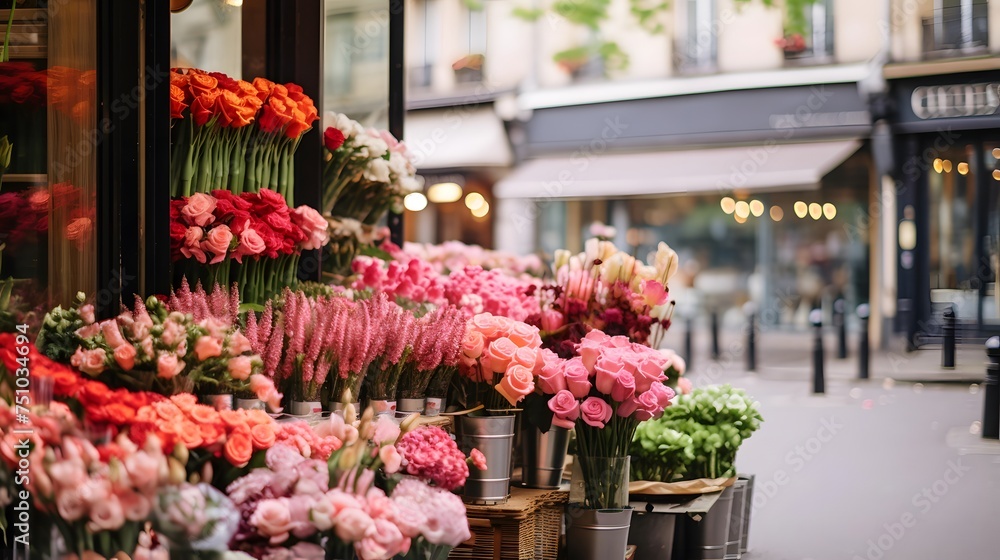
[[449, 487, 567, 560]]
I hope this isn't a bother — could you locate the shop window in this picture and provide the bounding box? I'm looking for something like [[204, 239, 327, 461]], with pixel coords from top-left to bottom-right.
[[325, 0, 390, 128], [675, 0, 717, 74], [409, 0, 440, 89], [170, 0, 243, 78], [781, 0, 834, 64], [928, 146, 978, 321], [1, 0, 99, 309], [922, 0, 989, 56]]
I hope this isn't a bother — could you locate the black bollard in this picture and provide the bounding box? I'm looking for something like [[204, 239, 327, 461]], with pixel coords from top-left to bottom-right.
[[711, 310, 721, 361], [811, 309, 825, 394], [834, 297, 847, 359], [942, 306, 956, 369], [857, 304, 870, 380], [984, 337, 1000, 440], [684, 317, 694, 372], [744, 302, 757, 372]]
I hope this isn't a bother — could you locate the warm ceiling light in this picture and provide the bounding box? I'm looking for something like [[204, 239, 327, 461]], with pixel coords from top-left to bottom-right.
[[471, 201, 490, 218], [823, 203, 837, 220], [403, 192, 428, 212], [808, 203, 822, 220], [794, 201, 808, 219], [942, 160, 953, 173], [993, 169, 1000, 181], [749, 200, 764, 217], [993, 148, 1000, 159], [426, 182, 463, 203], [734, 201, 751, 219], [933, 158, 943, 173], [770, 206, 784, 221], [957, 162, 969, 175], [720, 197, 736, 214], [734, 213, 748, 224], [465, 192, 486, 211]]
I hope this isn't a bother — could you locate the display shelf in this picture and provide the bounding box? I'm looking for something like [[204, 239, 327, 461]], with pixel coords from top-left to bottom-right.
[[0, 8, 47, 60], [1, 173, 46, 184]]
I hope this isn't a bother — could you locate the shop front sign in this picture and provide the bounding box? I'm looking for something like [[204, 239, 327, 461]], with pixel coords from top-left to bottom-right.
[[910, 83, 1000, 119]]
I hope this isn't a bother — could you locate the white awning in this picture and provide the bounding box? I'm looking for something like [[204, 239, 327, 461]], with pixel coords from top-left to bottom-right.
[[494, 139, 861, 199], [404, 107, 513, 171]]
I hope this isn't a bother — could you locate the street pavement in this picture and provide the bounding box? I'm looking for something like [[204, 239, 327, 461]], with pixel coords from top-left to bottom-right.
[[659, 327, 1000, 560]]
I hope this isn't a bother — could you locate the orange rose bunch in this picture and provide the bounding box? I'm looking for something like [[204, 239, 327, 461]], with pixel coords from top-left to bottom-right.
[[170, 68, 318, 203]]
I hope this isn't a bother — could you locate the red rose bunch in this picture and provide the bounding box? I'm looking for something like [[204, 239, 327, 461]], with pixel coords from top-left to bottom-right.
[[0, 62, 47, 107], [0, 189, 48, 249]]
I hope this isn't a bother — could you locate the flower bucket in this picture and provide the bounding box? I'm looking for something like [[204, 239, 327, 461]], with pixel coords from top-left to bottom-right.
[[370, 399, 396, 416], [455, 414, 515, 504], [424, 397, 444, 416], [725, 479, 748, 559], [200, 394, 233, 411], [690, 486, 735, 560], [739, 474, 754, 554], [236, 398, 265, 410], [290, 400, 323, 417], [330, 402, 361, 417], [629, 510, 676, 560], [565, 505, 633, 560], [520, 425, 569, 489], [397, 398, 425, 413]]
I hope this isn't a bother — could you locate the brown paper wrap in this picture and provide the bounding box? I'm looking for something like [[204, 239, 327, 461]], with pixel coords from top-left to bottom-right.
[[629, 476, 736, 495]]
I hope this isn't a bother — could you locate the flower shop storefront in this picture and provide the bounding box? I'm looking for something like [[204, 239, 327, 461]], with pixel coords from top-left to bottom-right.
[[2, 2, 766, 560]]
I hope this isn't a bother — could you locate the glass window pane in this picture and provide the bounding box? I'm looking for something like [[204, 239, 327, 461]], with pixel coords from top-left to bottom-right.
[[170, 0, 243, 78], [928, 145, 977, 320], [325, 0, 390, 129]]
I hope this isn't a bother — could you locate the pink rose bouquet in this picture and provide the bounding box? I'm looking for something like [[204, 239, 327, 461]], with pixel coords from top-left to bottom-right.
[[391, 477, 471, 558], [544, 329, 678, 509], [458, 312, 543, 412]]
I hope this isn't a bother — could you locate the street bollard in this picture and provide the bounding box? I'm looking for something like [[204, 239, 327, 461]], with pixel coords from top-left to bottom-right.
[[744, 302, 757, 373], [857, 304, 870, 380], [811, 309, 825, 394], [984, 337, 999, 440], [685, 317, 694, 372], [711, 310, 721, 361], [834, 297, 847, 359], [942, 306, 956, 369]]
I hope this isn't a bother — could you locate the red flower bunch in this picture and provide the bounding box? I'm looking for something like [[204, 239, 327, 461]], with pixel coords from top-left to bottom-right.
[[0, 62, 47, 107], [169, 189, 328, 264], [396, 426, 470, 491], [0, 333, 164, 429], [0, 188, 48, 249]]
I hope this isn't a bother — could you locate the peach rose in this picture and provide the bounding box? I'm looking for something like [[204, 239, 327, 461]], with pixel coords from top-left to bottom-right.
[[495, 364, 535, 406], [461, 330, 485, 359], [156, 354, 184, 379], [194, 336, 223, 361], [250, 498, 294, 545], [224, 427, 253, 467], [485, 337, 518, 374], [250, 422, 276, 450], [227, 356, 253, 380], [511, 346, 538, 369], [201, 224, 233, 264], [113, 344, 137, 371], [180, 193, 217, 227], [71, 347, 107, 376], [470, 313, 500, 340], [508, 322, 541, 349]]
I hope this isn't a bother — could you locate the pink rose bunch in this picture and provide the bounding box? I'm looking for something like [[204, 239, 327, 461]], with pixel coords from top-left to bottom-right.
[[444, 266, 541, 321], [458, 313, 543, 407], [69, 295, 273, 407], [351, 255, 449, 307], [542, 329, 677, 454], [169, 189, 324, 264], [395, 426, 470, 491], [400, 240, 546, 278], [390, 477, 471, 548], [307, 486, 411, 560]]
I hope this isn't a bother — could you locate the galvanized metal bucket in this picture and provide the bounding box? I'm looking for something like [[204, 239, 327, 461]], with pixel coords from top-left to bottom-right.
[[201, 394, 233, 411], [520, 426, 570, 489], [629, 510, 676, 560], [692, 486, 735, 560], [725, 479, 748, 559], [739, 474, 754, 554], [289, 400, 323, 416], [424, 397, 443, 416], [566, 505, 633, 560], [397, 398, 425, 413], [455, 414, 515, 504], [235, 398, 265, 410], [370, 399, 396, 416]]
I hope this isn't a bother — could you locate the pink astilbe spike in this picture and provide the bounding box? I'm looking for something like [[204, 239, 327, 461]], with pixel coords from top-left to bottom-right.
[[350, 299, 373, 375], [262, 313, 284, 376], [441, 306, 466, 367], [245, 307, 260, 350], [229, 283, 241, 323]]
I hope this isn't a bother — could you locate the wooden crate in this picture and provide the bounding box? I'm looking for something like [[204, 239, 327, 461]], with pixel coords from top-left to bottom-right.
[[450, 487, 568, 560]]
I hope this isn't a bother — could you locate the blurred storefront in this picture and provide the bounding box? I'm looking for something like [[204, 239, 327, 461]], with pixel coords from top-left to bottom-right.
[[495, 74, 877, 333], [886, 62, 1000, 343]]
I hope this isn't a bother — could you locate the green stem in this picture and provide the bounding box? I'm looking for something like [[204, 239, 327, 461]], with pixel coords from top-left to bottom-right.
[[1, 3, 16, 63]]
